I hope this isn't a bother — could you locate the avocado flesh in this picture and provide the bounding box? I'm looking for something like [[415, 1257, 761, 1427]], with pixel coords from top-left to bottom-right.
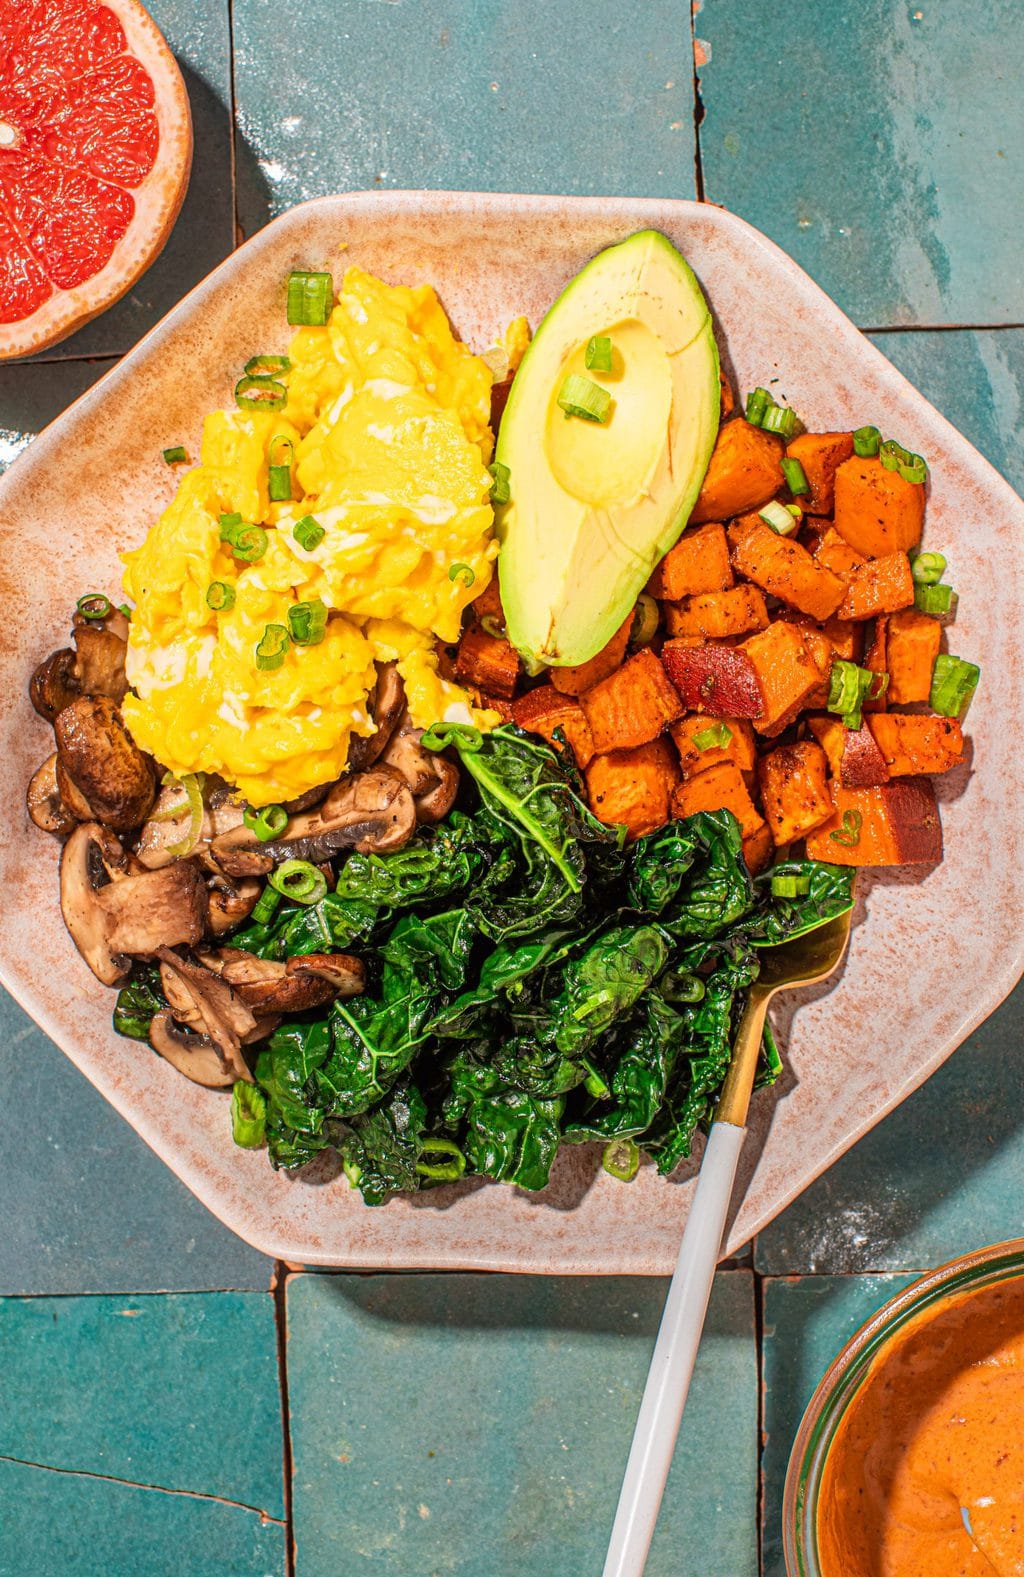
[[495, 230, 720, 667]]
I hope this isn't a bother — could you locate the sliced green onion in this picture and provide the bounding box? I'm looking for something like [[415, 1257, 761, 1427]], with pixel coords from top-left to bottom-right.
[[288, 597, 328, 646], [771, 873, 811, 899], [693, 722, 733, 752], [910, 550, 947, 586], [879, 438, 928, 484], [479, 614, 506, 640], [244, 353, 291, 378], [167, 773, 205, 859], [235, 374, 287, 411], [852, 425, 881, 458], [631, 594, 660, 648], [231, 1081, 267, 1148], [557, 373, 612, 424], [759, 499, 800, 535], [602, 1138, 640, 1183], [231, 524, 268, 563], [286, 270, 333, 326], [268, 435, 293, 502], [659, 969, 705, 1004], [269, 858, 328, 906], [914, 582, 955, 615], [415, 1138, 467, 1182], [219, 511, 244, 541], [582, 1061, 611, 1100], [488, 460, 511, 505], [781, 456, 809, 495], [76, 593, 112, 621], [829, 809, 863, 848], [761, 403, 799, 438], [162, 445, 188, 464], [255, 623, 290, 672], [250, 885, 281, 925], [827, 660, 879, 731], [585, 335, 613, 373], [746, 387, 771, 425], [930, 653, 980, 718], [292, 514, 325, 552], [243, 803, 288, 842], [448, 562, 475, 587], [419, 722, 483, 753], [206, 580, 236, 611]]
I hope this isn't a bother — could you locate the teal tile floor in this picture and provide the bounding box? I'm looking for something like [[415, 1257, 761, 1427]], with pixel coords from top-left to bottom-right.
[[3, 3, 1022, 1571]]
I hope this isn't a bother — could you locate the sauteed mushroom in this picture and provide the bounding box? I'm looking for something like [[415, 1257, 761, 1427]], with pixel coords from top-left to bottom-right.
[[147, 1012, 245, 1090], [348, 662, 406, 771], [30, 648, 80, 723], [379, 708, 461, 822], [199, 946, 365, 1014], [207, 875, 262, 935], [210, 767, 417, 876], [55, 696, 156, 833], [135, 781, 246, 870], [27, 753, 77, 839], [72, 624, 128, 704]]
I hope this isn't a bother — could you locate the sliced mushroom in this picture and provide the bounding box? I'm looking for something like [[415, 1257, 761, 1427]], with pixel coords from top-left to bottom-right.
[[148, 1012, 240, 1090], [157, 948, 259, 1062], [348, 662, 406, 771], [288, 953, 366, 997], [55, 696, 157, 833], [207, 875, 262, 935], [379, 708, 441, 796], [136, 782, 246, 871], [414, 756, 459, 824], [27, 753, 77, 839], [73, 624, 128, 704], [199, 945, 365, 1013], [60, 822, 207, 985], [73, 604, 131, 643], [30, 648, 80, 723], [209, 767, 417, 876], [281, 783, 331, 815]]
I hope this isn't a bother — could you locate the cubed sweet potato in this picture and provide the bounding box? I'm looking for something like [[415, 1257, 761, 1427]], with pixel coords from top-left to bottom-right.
[[477, 693, 515, 723], [833, 455, 925, 558], [671, 761, 766, 840], [455, 626, 520, 699], [862, 618, 888, 713], [743, 823, 774, 875], [666, 585, 770, 640], [789, 612, 864, 663], [806, 715, 846, 778], [805, 778, 942, 866], [867, 714, 964, 776], [836, 552, 915, 622], [585, 738, 680, 841], [470, 574, 506, 626], [885, 609, 942, 704], [550, 614, 632, 696], [646, 523, 734, 600], [799, 624, 835, 710], [757, 741, 833, 846], [511, 685, 595, 768], [581, 648, 683, 753], [785, 431, 855, 514], [840, 724, 890, 787], [661, 641, 764, 718], [689, 419, 785, 525], [670, 714, 757, 778], [732, 521, 846, 623], [740, 621, 828, 736], [812, 525, 867, 584]]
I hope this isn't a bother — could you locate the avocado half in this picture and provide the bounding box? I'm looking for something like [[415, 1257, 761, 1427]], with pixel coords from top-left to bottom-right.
[[495, 230, 720, 667]]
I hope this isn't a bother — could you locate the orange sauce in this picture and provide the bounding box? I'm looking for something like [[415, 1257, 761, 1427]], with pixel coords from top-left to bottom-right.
[[817, 1275, 1024, 1576]]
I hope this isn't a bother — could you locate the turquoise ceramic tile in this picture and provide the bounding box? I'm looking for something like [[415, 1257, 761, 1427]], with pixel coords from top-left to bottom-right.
[[0, 994, 272, 1293], [233, 0, 696, 237], [0, 1291, 284, 1515], [756, 981, 1024, 1275], [0, 359, 115, 475], [0, 1457, 285, 1577], [869, 327, 1024, 496], [23, 0, 235, 360], [287, 1270, 757, 1577], [698, 0, 1024, 327], [760, 1274, 917, 1577]]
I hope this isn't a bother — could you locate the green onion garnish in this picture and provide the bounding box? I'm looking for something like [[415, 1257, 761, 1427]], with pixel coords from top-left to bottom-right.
[[118, 604, 132, 620], [557, 373, 612, 424], [166, 772, 205, 859], [585, 335, 613, 373], [827, 660, 882, 731], [829, 809, 863, 848], [162, 445, 188, 464], [771, 873, 812, 899], [219, 511, 244, 540], [76, 593, 112, 621], [781, 456, 809, 495], [760, 403, 799, 439], [231, 1081, 267, 1149], [602, 1138, 640, 1183], [287, 597, 328, 646], [255, 623, 290, 672], [244, 354, 291, 378], [231, 524, 268, 563], [879, 438, 928, 484], [243, 803, 288, 842], [488, 461, 511, 505], [693, 722, 733, 752], [630, 594, 660, 648], [852, 425, 881, 458], [206, 581, 236, 611], [930, 653, 980, 718], [759, 499, 800, 535], [286, 270, 333, 327], [479, 615, 506, 640], [914, 583, 955, 615], [746, 387, 771, 425], [235, 374, 287, 411], [269, 858, 328, 906], [415, 1138, 467, 1182], [250, 885, 281, 926], [910, 550, 947, 585], [419, 722, 483, 753], [292, 514, 325, 552], [268, 435, 293, 502], [448, 562, 475, 588]]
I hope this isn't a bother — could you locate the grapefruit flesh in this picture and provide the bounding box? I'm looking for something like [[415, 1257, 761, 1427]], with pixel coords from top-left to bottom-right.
[[0, 0, 192, 357]]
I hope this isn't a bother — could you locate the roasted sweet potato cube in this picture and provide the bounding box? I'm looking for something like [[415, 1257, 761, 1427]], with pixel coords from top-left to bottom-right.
[[476, 693, 515, 723], [837, 552, 915, 622], [840, 725, 890, 787], [470, 574, 506, 626], [719, 370, 735, 418], [785, 432, 855, 514], [689, 419, 785, 525], [549, 614, 632, 696], [647, 523, 734, 600], [661, 641, 764, 718], [671, 761, 766, 840], [511, 685, 594, 768], [581, 648, 683, 753], [731, 521, 846, 622], [861, 618, 888, 713], [455, 626, 520, 698], [806, 715, 847, 779], [585, 738, 680, 841], [667, 585, 770, 640], [670, 714, 757, 778], [743, 822, 774, 875], [740, 621, 827, 736], [867, 714, 964, 776], [789, 612, 864, 664], [805, 779, 942, 866], [757, 742, 832, 846], [885, 609, 942, 704], [833, 455, 925, 558], [813, 525, 867, 584]]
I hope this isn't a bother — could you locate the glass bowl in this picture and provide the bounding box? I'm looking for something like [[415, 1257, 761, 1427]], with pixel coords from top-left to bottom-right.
[[783, 1236, 1024, 1576]]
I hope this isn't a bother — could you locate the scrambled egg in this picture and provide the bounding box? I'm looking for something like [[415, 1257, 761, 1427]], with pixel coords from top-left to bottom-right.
[[122, 267, 500, 806]]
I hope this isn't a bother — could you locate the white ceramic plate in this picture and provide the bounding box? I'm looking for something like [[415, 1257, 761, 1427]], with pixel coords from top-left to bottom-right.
[[2, 192, 1021, 1272]]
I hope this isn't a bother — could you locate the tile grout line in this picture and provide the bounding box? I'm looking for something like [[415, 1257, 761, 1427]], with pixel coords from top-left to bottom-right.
[[0, 1452, 285, 1524], [689, 2, 707, 201], [272, 1262, 297, 1577], [753, 1269, 766, 1577], [226, 0, 241, 246]]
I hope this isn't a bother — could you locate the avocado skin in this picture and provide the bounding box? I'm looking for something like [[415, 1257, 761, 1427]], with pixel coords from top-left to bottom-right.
[[495, 230, 720, 667]]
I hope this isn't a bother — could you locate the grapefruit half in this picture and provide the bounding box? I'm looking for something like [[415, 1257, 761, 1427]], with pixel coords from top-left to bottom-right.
[[0, 0, 192, 358]]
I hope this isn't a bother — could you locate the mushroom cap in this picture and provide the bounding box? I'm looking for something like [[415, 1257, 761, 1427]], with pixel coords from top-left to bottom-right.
[[156, 949, 258, 1072], [72, 624, 128, 704], [348, 662, 406, 771], [55, 696, 157, 833], [209, 767, 417, 876], [27, 753, 77, 839], [200, 946, 365, 1013], [148, 1011, 240, 1089], [414, 756, 460, 824], [30, 648, 80, 724]]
